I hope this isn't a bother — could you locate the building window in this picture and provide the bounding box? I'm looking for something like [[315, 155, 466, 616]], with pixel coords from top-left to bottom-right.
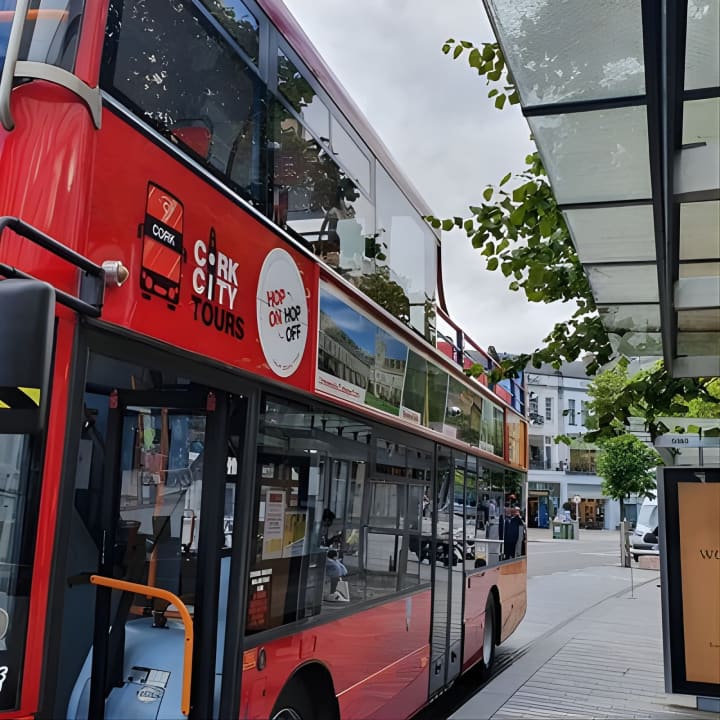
[[569, 448, 597, 473], [568, 399, 576, 425], [545, 397, 552, 421], [529, 393, 539, 415], [581, 400, 590, 425]]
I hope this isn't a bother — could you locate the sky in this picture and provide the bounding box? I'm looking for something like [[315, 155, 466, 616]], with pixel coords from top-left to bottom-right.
[[283, 0, 574, 355]]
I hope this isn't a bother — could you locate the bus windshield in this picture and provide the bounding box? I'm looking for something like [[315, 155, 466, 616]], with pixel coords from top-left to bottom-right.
[[0, 1, 84, 74]]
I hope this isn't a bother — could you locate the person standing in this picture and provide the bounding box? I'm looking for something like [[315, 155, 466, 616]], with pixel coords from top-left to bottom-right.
[[503, 506, 525, 559]]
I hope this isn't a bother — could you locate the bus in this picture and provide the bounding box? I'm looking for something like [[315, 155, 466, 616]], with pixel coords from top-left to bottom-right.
[[0, 2, 528, 719]]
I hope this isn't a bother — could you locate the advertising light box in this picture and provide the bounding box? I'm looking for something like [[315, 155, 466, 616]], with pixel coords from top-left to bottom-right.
[[659, 466, 720, 698]]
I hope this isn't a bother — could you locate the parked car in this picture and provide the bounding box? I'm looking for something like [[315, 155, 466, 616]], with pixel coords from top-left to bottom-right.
[[630, 497, 659, 561]]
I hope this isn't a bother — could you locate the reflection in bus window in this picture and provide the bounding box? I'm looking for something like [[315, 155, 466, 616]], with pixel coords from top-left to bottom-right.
[[103, 0, 266, 208], [13, 1, 83, 71], [204, 0, 259, 64], [277, 47, 316, 115], [117, 409, 206, 606], [0, 433, 35, 708]]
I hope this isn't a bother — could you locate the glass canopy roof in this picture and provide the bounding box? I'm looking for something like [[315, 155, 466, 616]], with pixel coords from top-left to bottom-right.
[[484, 0, 720, 377]]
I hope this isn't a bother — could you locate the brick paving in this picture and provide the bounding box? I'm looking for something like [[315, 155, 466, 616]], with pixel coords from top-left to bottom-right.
[[452, 562, 717, 720]]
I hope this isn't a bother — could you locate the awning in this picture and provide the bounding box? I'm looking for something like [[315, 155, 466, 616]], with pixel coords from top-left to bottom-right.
[[482, 0, 720, 378]]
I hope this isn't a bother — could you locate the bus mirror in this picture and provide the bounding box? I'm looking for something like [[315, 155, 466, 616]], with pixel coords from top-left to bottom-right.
[[0, 279, 55, 434]]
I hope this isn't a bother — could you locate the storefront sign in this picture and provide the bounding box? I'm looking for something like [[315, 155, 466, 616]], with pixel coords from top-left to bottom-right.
[[655, 434, 720, 448]]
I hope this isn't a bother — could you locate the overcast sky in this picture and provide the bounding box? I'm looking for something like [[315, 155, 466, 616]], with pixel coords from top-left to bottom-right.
[[283, 0, 574, 355]]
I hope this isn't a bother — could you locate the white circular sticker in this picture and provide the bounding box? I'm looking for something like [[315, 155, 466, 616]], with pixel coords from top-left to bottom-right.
[[256, 249, 308, 377]]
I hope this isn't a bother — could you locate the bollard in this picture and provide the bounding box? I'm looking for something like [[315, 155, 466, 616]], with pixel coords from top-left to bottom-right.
[[619, 520, 631, 568]]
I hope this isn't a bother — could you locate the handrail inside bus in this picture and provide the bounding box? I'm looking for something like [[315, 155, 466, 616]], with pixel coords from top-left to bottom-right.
[[0, 215, 105, 317], [88, 574, 194, 717]]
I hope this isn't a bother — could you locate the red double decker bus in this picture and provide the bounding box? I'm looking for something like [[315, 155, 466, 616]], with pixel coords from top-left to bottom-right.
[[0, 2, 528, 719]]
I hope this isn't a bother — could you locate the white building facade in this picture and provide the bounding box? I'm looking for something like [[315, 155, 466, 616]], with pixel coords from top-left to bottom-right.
[[526, 362, 627, 531]]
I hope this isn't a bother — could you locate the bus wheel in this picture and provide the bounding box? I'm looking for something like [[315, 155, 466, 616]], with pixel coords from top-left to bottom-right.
[[270, 681, 314, 720], [481, 594, 496, 677]]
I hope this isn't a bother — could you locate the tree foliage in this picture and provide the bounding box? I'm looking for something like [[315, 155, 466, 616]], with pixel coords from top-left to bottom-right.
[[685, 378, 720, 419], [585, 360, 720, 443], [430, 38, 718, 429], [596, 434, 661, 519]]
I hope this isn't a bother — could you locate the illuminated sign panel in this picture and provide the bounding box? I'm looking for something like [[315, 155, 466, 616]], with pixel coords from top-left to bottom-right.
[[659, 466, 720, 698]]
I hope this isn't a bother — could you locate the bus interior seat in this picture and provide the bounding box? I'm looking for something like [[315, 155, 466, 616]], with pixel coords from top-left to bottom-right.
[[171, 118, 213, 160]]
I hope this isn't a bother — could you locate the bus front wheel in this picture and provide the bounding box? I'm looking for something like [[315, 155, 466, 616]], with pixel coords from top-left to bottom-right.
[[270, 682, 313, 720]]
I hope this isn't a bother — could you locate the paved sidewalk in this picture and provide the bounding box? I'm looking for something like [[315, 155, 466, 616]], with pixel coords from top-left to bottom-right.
[[451, 564, 717, 720]]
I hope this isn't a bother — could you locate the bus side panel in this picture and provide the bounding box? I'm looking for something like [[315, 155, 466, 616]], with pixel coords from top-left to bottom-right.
[[86, 111, 318, 392], [0, 83, 95, 717], [0, 83, 96, 293], [462, 567, 500, 671], [498, 558, 527, 643], [242, 589, 432, 720]]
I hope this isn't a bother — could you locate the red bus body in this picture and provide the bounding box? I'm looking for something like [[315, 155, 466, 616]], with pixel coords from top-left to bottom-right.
[[0, 3, 528, 719]]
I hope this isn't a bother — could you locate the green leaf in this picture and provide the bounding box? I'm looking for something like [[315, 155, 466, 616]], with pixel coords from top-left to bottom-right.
[[461, 40, 473, 48], [494, 93, 507, 110], [482, 44, 495, 61], [453, 45, 463, 59], [442, 44, 451, 55], [463, 218, 474, 232], [487, 88, 499, 98], [441, 219, 454, 231], [509, 206, 526, 226], [499, 172, 512, 187], [468, 47, 480, 67], [487, 257, 499, 271], [483, 187, 493, 201], [487, 70, 501, 82]]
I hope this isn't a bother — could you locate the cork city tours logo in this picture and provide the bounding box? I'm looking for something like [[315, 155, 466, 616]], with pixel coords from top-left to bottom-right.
[[190, 227, 245, 341], [140, 182, 184, 308], [256, 249, 308, 377]]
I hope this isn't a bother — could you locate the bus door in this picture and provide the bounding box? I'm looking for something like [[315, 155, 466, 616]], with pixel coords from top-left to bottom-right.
[[429, 448, 464, 696], [66, 378, 251, 720]]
